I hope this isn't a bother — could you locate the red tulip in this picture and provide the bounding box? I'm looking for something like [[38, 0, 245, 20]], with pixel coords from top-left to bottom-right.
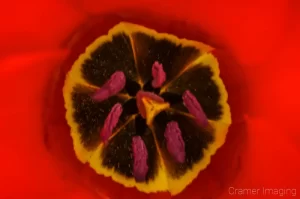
[[0, 0, 299, 199]]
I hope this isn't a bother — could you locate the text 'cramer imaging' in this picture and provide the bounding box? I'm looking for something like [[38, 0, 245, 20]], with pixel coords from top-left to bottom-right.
[[228, 187, 296, 197]]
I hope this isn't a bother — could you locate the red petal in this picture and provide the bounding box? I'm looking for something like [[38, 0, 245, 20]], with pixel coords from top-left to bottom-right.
[[0, 0, 299, 199], [0, 0, 85, 58]]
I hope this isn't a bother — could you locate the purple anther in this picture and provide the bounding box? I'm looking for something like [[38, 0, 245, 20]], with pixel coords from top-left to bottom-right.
[[92, 71, 126, 102], [100, 103, 123, 142], [132, 136, 149, 181], [164, 121, 185, 163], [151, 61, 166, 88], [182, 90, 208, 127]]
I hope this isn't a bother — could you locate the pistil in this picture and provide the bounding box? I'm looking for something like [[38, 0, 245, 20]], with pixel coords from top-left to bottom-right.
[[136, 91, 165, 119]]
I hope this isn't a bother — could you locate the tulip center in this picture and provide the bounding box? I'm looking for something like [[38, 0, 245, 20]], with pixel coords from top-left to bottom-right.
[[91, 61, 209, 181]]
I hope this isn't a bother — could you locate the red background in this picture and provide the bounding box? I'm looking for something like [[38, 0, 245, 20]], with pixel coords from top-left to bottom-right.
[[0, 0, 299, 198]]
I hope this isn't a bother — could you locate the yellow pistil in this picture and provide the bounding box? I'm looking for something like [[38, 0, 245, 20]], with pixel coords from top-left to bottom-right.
[[141, 97, 170, 125]]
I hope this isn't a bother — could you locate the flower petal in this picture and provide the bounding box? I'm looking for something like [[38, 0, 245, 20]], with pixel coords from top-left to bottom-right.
[[161, 53, 231, 125], [79, 24, 139, 87], [125, 22, 213, 85], [151, 110, 229, 195], [89, 116, 169, 193]]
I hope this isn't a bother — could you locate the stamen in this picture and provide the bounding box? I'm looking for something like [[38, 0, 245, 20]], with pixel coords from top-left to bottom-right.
[[132, 136, 149, 181], [164, 121, 185, 163], [182, 90, 208, 127], [92, 71, 126, 102], [100, 103, 123, 142], [151, 61, 166, 88]]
